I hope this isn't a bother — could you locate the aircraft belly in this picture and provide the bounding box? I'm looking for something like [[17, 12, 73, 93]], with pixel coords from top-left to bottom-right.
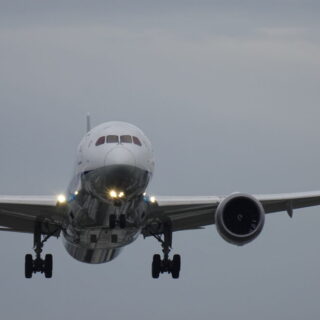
[[62, 226, 140, 264], [62, 235, 122, 264]]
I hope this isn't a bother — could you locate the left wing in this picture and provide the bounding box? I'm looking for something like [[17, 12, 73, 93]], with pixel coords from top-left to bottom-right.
[[144, 196, 221, 234], [0, 196, 65, 235], [143, 191, 320, 235]]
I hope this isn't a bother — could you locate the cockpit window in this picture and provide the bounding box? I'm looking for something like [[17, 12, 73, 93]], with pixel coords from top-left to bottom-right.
[[120, 135, 132, 143], [132, 136, 142, 146], [95, 136, 105, 146], [107, 135, 119, 143]]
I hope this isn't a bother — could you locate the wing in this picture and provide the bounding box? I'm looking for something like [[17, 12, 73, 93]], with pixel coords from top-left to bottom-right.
[[0, 195, 65, 235], [254, 191, 320, 215], [143, 191, 320, 236]]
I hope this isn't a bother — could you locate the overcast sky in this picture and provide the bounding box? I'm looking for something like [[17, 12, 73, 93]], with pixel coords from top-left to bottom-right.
[[1, 1, 320, 319]]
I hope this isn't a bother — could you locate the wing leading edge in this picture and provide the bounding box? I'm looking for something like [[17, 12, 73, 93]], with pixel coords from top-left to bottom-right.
[[144, 191, 320, 235], [0, 196, 65, 235]]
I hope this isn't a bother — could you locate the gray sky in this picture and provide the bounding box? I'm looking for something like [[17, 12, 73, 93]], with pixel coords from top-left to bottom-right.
[[1, 1, 320, 319]]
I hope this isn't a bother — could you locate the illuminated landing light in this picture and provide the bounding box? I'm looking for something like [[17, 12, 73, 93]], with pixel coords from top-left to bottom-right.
[[118, 192, 125, 198], [150, 196, 156, 204], [108, 190, 125, 199], [109, 190, 118, 199], [74, 191, 79, 196], [57, 194, 67, 204]]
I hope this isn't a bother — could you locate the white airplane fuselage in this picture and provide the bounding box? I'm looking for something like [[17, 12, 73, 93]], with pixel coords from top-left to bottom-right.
[[62, 121, 155, 264]]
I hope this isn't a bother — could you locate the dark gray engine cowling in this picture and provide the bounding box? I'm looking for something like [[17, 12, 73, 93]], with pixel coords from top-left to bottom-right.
[[215, 193, 265, 246]]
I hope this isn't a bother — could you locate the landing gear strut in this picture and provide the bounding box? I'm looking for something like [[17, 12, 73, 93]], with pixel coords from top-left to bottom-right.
[[151, 222, 181, 279], [25, 222, 54, 279]]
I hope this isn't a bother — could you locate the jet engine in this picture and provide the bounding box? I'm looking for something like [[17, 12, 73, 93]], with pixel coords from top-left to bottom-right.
[[215, 193, 265, 246]]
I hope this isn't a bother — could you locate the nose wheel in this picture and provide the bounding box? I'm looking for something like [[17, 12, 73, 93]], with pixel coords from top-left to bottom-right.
[[150, 222, 181, 279]]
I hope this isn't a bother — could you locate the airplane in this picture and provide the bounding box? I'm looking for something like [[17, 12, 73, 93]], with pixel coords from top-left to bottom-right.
[[1, 117, 320, 279]]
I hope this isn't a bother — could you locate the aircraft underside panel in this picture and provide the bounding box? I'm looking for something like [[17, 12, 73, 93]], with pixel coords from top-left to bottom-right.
[[62, 235, 123, 263]]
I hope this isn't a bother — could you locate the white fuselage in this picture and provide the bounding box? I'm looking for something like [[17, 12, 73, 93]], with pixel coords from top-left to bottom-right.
[[62, 122, 155, 264]]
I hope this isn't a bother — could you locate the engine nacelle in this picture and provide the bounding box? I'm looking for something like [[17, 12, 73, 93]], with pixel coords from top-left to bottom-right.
[[215, 193, 265, 246]]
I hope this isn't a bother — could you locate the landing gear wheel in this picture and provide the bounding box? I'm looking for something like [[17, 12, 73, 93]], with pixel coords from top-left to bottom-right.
[[171, 254, 181, 279], [44, 254, 53, 278], [149, 222, 182, 279], [109, 214, 116, 229], [152, 254, 161, 279], [25, 254, 33, 279], [119, 214, 126, 229], [24, 222, 56, 279]]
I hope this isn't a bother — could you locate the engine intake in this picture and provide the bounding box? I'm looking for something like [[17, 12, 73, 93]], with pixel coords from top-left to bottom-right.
[[215, 193, 265, 246]]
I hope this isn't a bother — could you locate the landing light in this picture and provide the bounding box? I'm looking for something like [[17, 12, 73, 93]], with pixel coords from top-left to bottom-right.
[[108, 190, 125, 199], [57, 194, 67, 204], [150, 196, 156, 204], [109, 190, 118, 198]]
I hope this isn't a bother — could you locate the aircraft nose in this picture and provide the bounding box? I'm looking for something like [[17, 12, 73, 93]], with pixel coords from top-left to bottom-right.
[[105, 146, 136, 167]]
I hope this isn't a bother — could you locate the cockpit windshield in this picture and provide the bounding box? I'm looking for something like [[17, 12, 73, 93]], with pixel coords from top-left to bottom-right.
[[106, 135, 119, 143], [120, 135, 132, 143], [95, 135, 142, 146], [132, 136, 142, 146], [95, 136, 105, 146]]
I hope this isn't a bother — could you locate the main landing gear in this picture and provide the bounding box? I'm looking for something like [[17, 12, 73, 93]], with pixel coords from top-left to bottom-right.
[[25, 222, 54, 279], [151, 223, 181, 279]]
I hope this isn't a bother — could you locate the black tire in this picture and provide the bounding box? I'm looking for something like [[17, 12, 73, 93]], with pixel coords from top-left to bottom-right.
[[119, 214, 126, 229], [25, 254, 33, 279], [44, 254, 53, 278], [171, 254, 181, 279], [152, 254, 161, 279], [109, 214, 116, 229]]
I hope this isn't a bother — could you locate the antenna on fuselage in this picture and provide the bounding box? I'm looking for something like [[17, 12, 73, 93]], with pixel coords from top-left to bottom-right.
[[86, 113, 91, 132]]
